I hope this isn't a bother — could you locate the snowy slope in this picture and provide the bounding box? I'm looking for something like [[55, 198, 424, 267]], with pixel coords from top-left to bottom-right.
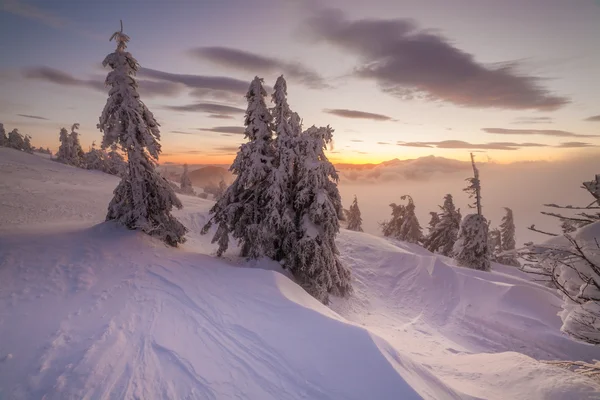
[[1, 148, 599, 399]]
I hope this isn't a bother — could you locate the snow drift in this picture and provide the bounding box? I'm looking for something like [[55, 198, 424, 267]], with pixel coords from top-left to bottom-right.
[[1, 148, 599, 399]]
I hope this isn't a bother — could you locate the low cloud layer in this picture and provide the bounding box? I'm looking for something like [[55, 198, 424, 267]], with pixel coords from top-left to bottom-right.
[[198, 126, 245, 135], [324, 108, 393, 121], [190, 46, 328, 89], [511, 116, 553, 124], [482, 128, 598, 138], [17, 114, 49, 120], [398, 140, 548, 151], [304, 9, 568, 111]]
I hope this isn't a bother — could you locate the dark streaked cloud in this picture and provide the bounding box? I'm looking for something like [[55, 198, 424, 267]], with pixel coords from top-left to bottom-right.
[[304, 9, 568, 111], [377, 141, 391, 145], [212, 145, 241, 153], [584, 115, 600, 122], [22, 66, 184, 98], [511, 116, 553, 125], [17, 114, 49, 120], [170, 131, 194, 135], [350, 139, 364, 143], [190, 46, 328, 89], [397, 140, 549, 151], [482, 128, 598, 138], [138, 67, 249, 95], [556, 142, 596, 148], [323, 108, 393, 121], [164, 103, 245, 115], [208, 114, 235, 120], [198, 126, 245, 135]]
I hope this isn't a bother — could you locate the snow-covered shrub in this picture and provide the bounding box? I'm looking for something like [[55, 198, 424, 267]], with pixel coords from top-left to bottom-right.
[[98, 22, 186, 246], [346, 195, 363, 232], [6, 129, 25, 150]]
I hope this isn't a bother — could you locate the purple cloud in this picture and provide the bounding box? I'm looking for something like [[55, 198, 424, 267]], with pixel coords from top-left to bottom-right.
[[323, 108, 393, 121], [198, 126, 245, 135], [305, 9, 569, 111], [17, 114, 48, 120], [164, 103, 245, 115]]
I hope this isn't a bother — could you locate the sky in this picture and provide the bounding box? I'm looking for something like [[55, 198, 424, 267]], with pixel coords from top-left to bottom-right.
[[1, 0, 600, 165]]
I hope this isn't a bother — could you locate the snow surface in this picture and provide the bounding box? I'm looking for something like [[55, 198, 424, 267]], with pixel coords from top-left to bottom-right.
[[1, 148, 600, 399]]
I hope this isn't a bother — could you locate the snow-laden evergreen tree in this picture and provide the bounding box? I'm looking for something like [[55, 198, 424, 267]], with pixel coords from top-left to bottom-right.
[[105, 143, 126, 176], [423, 194, 462, 256], [427, 211, 440, 233], [83, 141, 108, 171], [98, 21, 186, 246], [498, 207, 519, 266], [56, 127, 71, 163], [453, 153, 490, 271], [347, 195, 364, 232], [22, 135, 33, 154], [287, 124, 351, 303], [382, 195, 422, 243], [69, 123, 84, 166], [0, 123, 7, 147], [180, 163, 195, 195], [488, 226, 502, 262], [7, 129, 25, 150], [266, 75, 299, 261], [202, 76, 275, 257]]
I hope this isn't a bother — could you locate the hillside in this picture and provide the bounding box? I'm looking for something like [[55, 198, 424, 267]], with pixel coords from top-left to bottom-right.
[[188, 165, 230, 188], [1, 148, 599, 399]]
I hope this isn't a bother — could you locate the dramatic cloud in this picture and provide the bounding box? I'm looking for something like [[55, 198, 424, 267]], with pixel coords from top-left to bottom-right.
[[17, 114, 48, 120], [511, 116, 553, 124], [198, 126, 245, 135], [138, 68, 250, 95], [164, 103, 245, 115], [584, 115, 600, 122], [2, 0, 66, 29], [323, 108, 393, 121], [482, 128, 598, 138], [397, 140, 549, 151], [22, 66, 184, 98], [304, 9, 569, 111], [556, 142, 596, 148], [190, 46, 328, 89]]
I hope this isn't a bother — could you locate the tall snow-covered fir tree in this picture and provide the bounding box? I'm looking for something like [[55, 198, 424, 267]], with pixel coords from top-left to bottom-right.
[[423, 194, 462, 256], [70, 123, 84, 166], [382, 195, 422, 243], [0, 123, 7, 146], [266, 75, 298, 261], [453, 153, 490, 271], [98, 21, 186, 246], [427, 212, 440, 233], [7, 129, 25, 150], [498, 207, 519, 266], [202, 76, 275, 257], [180, 163, 195, 195], [347, 195, 364, 232], [287, 125, 351, 303], [56, 127, 71, 163]]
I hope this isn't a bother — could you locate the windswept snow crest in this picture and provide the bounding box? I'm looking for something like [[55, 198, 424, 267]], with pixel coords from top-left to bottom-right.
[[1, 148, 599, 399]]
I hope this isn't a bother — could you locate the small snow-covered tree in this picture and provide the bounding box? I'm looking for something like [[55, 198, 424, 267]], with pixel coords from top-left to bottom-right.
[[488, 226, 502, 262], [382, 195, 422, 243], [454, 153, 490, 271], [347, 195, 364, 232], [180, 163, 195, 195], [22, 135, 33, 154], [202, 76, 275, 257], [83, 141, 108, 171], [56, 127, 71, 163], [0, 123, 7, 147], [70, 123, 84, 166], [98, 21, 186, 246], [423, 194, 462, 256], [498, 207, 519, 266], [287, 125, 351, 303], [7, 129, 25, 150]]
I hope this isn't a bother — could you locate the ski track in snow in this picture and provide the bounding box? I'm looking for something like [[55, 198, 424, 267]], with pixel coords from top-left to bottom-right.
[[1, 148, 600, 400]]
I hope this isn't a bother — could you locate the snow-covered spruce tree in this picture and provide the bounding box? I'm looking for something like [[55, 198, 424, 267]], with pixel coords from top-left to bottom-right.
[[0, 123, 7, 147], [488, 226, 502, 262], [453, 153, 490, 271], [83, 141, 108, 171], [180, 163, 195, 195], [347, 195, 364, 232], [381, 195, 422, 243], [98, 22, 186, 246], [423, 194, 462, 256], [22, 135, 33, 154], [201, 76, 275, 257], [56, 127, 71, 163], [498, 207, 519, 266], [7, 129, 25, 150], [69, 123, 84, 166], [287, 125, 351, 303], [427, 211, 440, 234], [105, 143, 126, 176], [266, 75, 299, 262]]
